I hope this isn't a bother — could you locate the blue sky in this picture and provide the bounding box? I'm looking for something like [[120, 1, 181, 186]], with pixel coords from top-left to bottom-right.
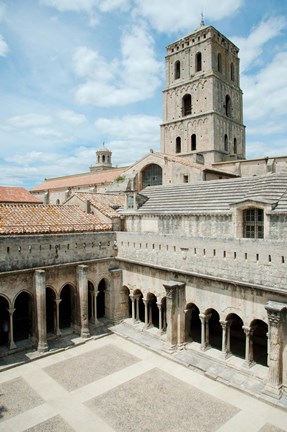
[[0, 0, 287, 189]]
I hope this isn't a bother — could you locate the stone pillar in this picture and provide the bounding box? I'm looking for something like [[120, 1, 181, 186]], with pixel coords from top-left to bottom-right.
[[7, 308, 16, 349], [143, 299, 149, 327], [205, 314, 211, 348], [264, 301, 286, 399], [163, 281, 185, 348], [199, 313, 207, 351], [35, 269, 48, 353], [93, 291, 99, 325], [55, 299, 62, 336], [129, 294, 136, 323], [77, 265, 90, 338], [220, 320, 228, 358], [149, 301, 153, 326], [109, 268, 123, 320], [243, 326, 254, 367], [157, 302, 162, 332]]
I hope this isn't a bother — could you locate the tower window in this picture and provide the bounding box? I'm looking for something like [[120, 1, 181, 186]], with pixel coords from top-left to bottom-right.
[[102, 155, 105, 163], [182, 94, 192, 116], [175, 61, 180, 79], [243, 208, 264, 239], [225, 95, 231, 117], [224, 134, 228, 152], [230, 62, 235, 81], [234, 138, 237, 154], [176, 137, 181, 153], [191, 134, 196, 151], [217, 53, 222, 72], [196, 52, 202, 72]]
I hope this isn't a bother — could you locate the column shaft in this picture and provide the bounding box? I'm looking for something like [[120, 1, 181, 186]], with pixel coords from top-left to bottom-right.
[[77, 265, 90, 338], [35, 270, 48, 353]]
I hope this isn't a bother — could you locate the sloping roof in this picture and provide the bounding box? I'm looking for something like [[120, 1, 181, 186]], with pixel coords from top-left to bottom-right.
[[0, 204, 111, 235], [66, 192, 125, 218], [0, 186, 42, 203], [31, 167, 126, 192], [134, 174, 287, 214]]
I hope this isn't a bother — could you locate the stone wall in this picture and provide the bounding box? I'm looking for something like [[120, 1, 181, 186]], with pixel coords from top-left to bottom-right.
[[0, 232, 116, 272], [116, 232, 287, 292]]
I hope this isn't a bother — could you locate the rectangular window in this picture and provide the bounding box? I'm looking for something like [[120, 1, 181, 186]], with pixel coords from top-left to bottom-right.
[[243, 208, 264, 239]]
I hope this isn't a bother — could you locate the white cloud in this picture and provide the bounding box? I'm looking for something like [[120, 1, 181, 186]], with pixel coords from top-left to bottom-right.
[[243, 51, 287, 122], [40, 0, 97, 12], [0, 34, 8, 57], [95, 114, 161, 165], [57, 110, 87, 125], [7, 113, 51, 128], [232, 17, 286, 73], [73, 24, 163, 106], [30, 127, 74, 141], [134, 0, 243, 33]]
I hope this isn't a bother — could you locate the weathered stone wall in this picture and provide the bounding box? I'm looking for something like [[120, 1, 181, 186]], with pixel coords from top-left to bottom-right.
[[124, 214, 233, 237], [116, 232, 287, 291], [0, 232, 116, 272]]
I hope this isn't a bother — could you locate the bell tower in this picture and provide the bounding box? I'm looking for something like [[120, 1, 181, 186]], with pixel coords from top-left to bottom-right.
[[160, 22, 245, 164]]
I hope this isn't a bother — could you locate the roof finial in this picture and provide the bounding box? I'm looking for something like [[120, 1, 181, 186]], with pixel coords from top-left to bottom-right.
[[200, 11, 205, 27]]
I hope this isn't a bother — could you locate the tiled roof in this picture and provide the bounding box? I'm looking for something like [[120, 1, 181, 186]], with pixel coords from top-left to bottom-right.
[[0, 186, 42, 203], [31, 167, 126, 191], [135, 173, 287, 214], [68, 192, 125, 218], [0, 204, 111, 235]]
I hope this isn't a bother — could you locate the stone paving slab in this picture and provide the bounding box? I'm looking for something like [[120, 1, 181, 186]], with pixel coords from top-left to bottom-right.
[[0, 377, 44, 423], [259, 425, 286, 432], [85, 367, 239, 432], [23, 415, 75, 432], [44, 344, 140, 391]]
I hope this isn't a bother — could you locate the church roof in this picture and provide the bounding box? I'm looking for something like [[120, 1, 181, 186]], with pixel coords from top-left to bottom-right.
[[0, 204, 111, 235], [65, 192, 125, 218], [0, 186, 42, 203], [31, 167, 125, 192], [135, 174, 287, 214]]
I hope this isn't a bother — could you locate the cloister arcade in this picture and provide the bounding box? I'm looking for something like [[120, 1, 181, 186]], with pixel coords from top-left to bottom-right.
[[185, 303, 268, 367], [128, 289, 167, 333]]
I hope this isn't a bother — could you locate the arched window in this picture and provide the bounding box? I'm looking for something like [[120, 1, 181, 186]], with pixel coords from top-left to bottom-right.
[[175, 60, 180, 79], [182, 94, 192, 116], [196, 52, 202, 72], [243, 208, 264, 238], [102, 155, 105, 163], [142, 164, 163, 189], [56, 199, 60, 205], [217, 53, 222, 73], [230, 62, 235, 81], [224, 134, 228, 152], [233, 138, 237, 154], [176, 136, 181, 153], [225, 95, 231, 117], [191, 134, 196, 151]]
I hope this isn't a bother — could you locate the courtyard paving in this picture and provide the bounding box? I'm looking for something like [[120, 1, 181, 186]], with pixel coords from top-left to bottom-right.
[[0, 333, 286, 432]]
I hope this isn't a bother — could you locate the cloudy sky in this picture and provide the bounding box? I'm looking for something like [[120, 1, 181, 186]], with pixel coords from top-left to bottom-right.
[[0, 0, 286, 189]]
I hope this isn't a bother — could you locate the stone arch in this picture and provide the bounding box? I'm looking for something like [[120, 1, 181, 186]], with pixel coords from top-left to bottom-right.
[[226, 313, 245, 359], [205, 308, 222, 351], [0, 295, 10, 346], [141, 164, 163, 189], [146, 292, 159, 328], [250, 319, 268, 367], [133, 289, 145, 323], [88, 280, 95, 321], [13, 291, 34, 342], [97, 278, 107, 319], [185, 303, 201, 343], [46, 286, 57, 335], [59, 284, 75, 330]]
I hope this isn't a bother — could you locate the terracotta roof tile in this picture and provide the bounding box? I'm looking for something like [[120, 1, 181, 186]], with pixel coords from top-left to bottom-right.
[[70, 192, 125, 218], [0, 187, 42, 203], [32, 168, 126, 191], [0, 204, 111, 235]]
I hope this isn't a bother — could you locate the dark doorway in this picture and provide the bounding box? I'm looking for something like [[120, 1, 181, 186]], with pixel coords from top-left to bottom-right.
[[14, 292, 33, 341], [186, 304, 201, 343], [207, 309, 222, 351], [59, 284, 73, 329], [46, 288, 56, 334], [148, 293, 159, 328], [88, 281, 94, 321], [0, 296, 9, 346], [252, 319, 268, 366], [97, 279, 106, 319], [228, 314, 245, 359]]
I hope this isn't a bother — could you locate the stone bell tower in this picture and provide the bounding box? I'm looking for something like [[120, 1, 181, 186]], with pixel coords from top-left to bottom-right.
[[160, 21, 246, 164], [90, 144, 112, 172]]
